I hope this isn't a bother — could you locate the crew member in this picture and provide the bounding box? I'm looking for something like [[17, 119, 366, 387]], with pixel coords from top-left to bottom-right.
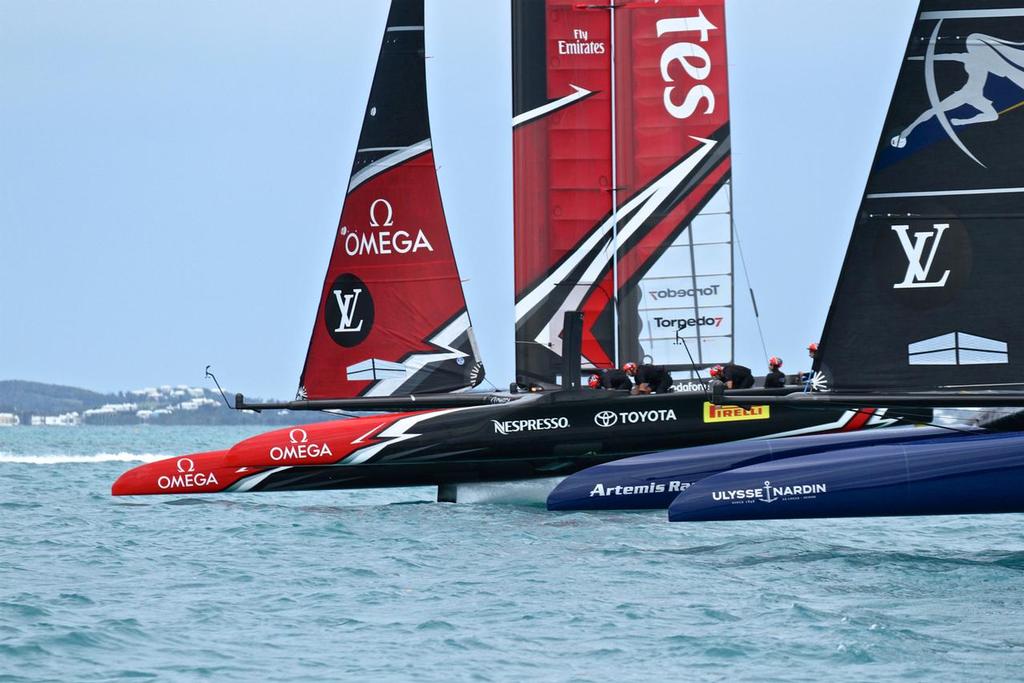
[[764, 356, 785, 388], [709, 363, 755, 389], [513, 375, 545, 393], [588, 368, 632, 391], [800, 342, 820, 385], [623, 361, 673, 394]]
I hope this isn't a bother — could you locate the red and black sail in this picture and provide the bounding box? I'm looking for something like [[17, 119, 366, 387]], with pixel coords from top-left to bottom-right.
[[512, 0, 733, 385], [817, 0, 1024, 392], [299, 0, 483, 400]]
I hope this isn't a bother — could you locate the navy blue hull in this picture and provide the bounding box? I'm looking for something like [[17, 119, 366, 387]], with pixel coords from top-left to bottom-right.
[[667, 431, 1024, 522], [547, 427, 953, 511]]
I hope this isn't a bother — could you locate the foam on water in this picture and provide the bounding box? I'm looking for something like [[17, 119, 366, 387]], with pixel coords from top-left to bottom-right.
[[0, 452, 167, 465], [2, 426, 1024, 681], [453, 477, 564, 505]]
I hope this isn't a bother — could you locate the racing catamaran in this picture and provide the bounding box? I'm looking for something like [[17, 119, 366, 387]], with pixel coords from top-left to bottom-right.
[[112, 0, 907, 500], [666, 0, 1024, 521]]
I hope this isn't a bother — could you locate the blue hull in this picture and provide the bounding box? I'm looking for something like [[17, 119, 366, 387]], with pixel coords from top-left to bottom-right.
[[667, 431, 1024, 522], [547, 426, 954, 511]]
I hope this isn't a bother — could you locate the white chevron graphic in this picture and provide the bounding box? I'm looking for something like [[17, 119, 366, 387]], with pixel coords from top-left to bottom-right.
[[512, 84, 594, 127], [515, 137, 719, 356]]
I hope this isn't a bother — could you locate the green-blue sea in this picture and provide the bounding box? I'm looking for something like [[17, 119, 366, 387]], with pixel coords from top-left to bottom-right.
[[2, 426, 1024, 681]]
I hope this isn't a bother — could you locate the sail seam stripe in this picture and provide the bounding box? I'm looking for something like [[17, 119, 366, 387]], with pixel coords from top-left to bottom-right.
[[348, 138, 432, 191], [920, 10, 1024, 20], [867, 187, 1024, 198], [385, 25, 424, 32]]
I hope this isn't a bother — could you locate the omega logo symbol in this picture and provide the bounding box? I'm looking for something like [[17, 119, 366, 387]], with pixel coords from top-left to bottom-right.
[[289, 428, 308, 444], [369, 198, 394, 227], [176, 457, 195, 473]]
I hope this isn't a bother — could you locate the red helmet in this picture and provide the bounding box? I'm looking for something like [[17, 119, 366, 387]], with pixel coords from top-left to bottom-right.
[[709, 364, 724, 378], [769, 356, 782, 369], [588, 374, 602, 389], [622, 362, 638, 375], [807, 342, 819, 352]]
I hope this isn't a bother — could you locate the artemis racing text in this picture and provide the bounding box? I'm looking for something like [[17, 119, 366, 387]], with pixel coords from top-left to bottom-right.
[[589, 481, 690, 497]]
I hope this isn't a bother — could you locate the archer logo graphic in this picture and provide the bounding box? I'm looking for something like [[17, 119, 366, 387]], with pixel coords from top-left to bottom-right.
[[890, 21, 1024, 165], [325, 273, 374, 347], [594, 411, 618, 428], [892, 224, 951, 289]]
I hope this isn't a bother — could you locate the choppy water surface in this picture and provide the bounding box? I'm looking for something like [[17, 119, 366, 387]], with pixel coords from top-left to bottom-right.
[[2, 426, 1024, 681]]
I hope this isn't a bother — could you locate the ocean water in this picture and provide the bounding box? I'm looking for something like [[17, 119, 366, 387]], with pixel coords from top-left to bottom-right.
[[2, 426, 1024, 682]]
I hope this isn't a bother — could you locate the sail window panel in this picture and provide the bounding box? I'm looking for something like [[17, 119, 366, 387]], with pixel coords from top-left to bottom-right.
[[638, 274, 732, 310], [641, 335, 732, 369], [908, 333, 957, 355], [689, 213, 730, 245], [959, 349, 1009, 365], [637, 242, 730, 279], [699, 183, 731, 215], [958, 333, 1007, 354], [639, 304, 734, 338], [642, 249, 695, 278], [909, 349, 958, 366]]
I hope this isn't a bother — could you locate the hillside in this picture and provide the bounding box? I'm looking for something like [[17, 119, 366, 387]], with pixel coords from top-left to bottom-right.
[[0, 380, 335, 426], [0, 380, 112, 414]]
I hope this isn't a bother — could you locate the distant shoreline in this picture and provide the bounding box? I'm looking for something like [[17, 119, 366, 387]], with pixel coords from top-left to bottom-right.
[[0, 379, 337, 426]]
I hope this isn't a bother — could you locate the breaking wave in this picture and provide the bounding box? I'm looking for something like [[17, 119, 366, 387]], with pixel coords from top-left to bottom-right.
[[0, 452, 168, 465]]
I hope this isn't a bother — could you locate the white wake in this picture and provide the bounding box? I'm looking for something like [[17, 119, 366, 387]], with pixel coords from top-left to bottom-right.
[[0, 452, 168, 465]]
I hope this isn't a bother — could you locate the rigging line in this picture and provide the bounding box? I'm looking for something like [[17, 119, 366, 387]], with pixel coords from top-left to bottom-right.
[[731, 219, 770, 366], [674, 333, 709, 391], [204, 366, 235, 410]]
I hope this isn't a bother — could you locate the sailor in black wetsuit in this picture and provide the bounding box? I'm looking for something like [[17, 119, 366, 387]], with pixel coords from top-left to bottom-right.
[[710, 363, 755, 389], [623, 362, 673, 394], [764, 356, 786, 388], [588, 368, 633, 391]]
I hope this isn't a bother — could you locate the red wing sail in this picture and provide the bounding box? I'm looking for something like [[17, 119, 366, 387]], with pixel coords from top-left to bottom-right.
[[512, 0, 732, 384], [299, 0, 483, 400]]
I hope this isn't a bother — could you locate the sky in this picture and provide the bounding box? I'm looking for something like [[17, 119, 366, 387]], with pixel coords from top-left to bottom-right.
[[0, 0, 919, 398]]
